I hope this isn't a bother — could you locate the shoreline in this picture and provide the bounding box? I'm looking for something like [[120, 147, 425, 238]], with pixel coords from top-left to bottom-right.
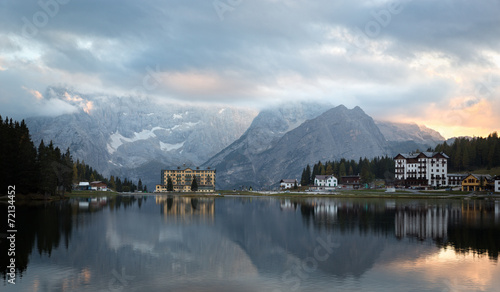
[[2, 189, 500, 201], [219, 191, 500, 200]]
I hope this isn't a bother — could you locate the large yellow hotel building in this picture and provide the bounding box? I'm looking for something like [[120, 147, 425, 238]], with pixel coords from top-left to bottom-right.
[[155, 165, 216, 192]]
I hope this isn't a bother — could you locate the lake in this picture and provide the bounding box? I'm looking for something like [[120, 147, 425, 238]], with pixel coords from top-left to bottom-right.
[[2, 195, 500, 291]]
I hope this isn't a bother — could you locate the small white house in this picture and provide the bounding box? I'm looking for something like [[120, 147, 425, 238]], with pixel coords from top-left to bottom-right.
[[495, 179, 500, 193], [314, 175, 338, 190], [78, 182, 91, 190], [280, 179, 299, 190]]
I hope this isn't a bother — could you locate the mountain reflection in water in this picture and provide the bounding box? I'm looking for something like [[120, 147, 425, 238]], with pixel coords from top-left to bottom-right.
[[1, 196, 499, 291]]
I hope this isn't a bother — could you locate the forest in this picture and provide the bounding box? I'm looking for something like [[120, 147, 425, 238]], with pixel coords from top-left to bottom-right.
[[0, 116, 144, 197], [433, 132, 500, 172], [300, 156, 395, 186]]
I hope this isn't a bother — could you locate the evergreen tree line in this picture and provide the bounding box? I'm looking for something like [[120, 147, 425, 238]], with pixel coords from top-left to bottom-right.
[[0, 116, 69, 196], [72, 159, 146, 192], [0, 116, 145, 196], [300, 156, 395, 186], [433, 132, 500, 172]]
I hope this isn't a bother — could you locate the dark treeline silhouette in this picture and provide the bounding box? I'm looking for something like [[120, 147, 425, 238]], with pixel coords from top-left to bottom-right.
[[433, 132, 500, 172], [0, 195, 145, 280], [0, 201, 74, 280], [300, 156, 395, 186], [0, 116, 144, 196], [73, 159, 144, 192]]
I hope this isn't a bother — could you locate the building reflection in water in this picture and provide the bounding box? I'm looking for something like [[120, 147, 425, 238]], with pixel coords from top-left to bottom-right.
[[395, 206, 450, 240], [393, 200, 499, 260], [281, 198, 339, 225], [280, 198, 500, 260], [156, 196, 215, 223]]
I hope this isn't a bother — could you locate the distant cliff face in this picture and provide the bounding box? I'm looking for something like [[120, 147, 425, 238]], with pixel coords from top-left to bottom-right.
[[26, 88, 258, 189], [205, 105, 390, 190], [375, 121, 445, 155], [375, 121, 445, 146], [203, 102, 329, 180]]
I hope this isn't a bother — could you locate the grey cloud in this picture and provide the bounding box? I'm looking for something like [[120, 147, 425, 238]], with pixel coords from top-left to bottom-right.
[[0, 0, 499, 119]]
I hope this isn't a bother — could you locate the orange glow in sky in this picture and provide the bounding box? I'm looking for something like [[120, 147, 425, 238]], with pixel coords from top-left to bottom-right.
[[382, 97, 500, 139]]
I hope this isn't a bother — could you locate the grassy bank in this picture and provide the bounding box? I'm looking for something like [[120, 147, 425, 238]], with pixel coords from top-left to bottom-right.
[[219, 189, 500, 199], [64, 190, 119, 198]]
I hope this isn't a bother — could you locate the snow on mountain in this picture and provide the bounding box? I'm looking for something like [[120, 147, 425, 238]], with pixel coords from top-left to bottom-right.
[[26, 87, 258, 189], [25, 88, 448, 190]]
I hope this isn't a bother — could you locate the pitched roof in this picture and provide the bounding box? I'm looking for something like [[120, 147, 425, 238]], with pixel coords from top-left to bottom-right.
[[464, 174, 492, 181], [447, 173, 468, 177], [315, 175, 337, 180], [163, 166, 215, 171], [394, 152, 449, 159], [280, 179, 297, 183]]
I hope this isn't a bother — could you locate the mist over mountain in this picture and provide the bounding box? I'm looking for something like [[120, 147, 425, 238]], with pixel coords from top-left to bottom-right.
[[24, 89, 446, 190], [26, 88, 258, 189], [376, 121, 444, 146], [375, 120, 445, 155], [205, 105, 390, 189], [203, 102, 329, 182]]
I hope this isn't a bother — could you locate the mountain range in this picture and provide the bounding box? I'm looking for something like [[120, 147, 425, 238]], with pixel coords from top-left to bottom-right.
[[205, 105, 390, 189], [25, 88, 445, 189]]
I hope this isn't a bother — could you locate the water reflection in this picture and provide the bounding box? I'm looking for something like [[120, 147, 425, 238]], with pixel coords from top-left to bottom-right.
[[156, 196, 215, 223], [391, 200, 500, 260], [1, 196, 499, 291]]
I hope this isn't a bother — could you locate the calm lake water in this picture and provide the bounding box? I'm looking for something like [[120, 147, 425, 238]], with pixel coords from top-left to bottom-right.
[[2, 195, 500, 291]]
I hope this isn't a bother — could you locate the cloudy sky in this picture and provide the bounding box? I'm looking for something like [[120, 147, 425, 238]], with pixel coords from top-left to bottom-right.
[[1, 0, 499, 138]]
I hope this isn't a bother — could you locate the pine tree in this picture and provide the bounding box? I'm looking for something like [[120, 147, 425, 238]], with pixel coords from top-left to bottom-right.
[[167, 176, 174, 191], [360, 164, 374, 186], [462, 146, 470, 170], [16, 120, 38, 194], [58, 148, 74, 196], [72, 163, 78, 183], [109, 175, 116, 190], [305, 165, 311, 186], [138, 179, 143, 192], [325, 163, 333, 175], [0, 116, 6, 192], [116, 177, 122, 192], [312, 162, 320, 179], [191, 177, 198, 192], [339, 162, 346, 177], [38, 140, 51, 196], [300, 168, 307, 186]]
